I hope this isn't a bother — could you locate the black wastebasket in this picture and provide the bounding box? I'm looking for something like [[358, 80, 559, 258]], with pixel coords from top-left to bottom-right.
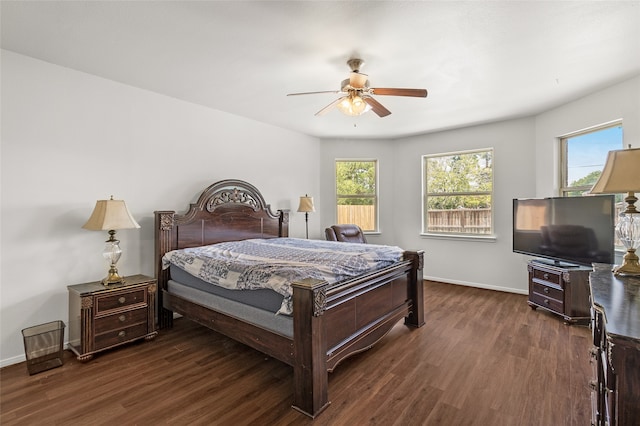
[[21, 320, 65, 375]]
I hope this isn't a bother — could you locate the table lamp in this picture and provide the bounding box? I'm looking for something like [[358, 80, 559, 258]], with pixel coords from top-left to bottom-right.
[[590, 146, 640, 276], [82, 196, 140, 285]]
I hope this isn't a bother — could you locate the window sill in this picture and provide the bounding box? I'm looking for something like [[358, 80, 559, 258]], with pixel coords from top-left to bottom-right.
[[420, 233, 497, 242]]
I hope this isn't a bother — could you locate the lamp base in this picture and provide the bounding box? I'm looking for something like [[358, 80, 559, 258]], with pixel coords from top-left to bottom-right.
[[613, 248, 640, 276], [102, 265, 125, 286]]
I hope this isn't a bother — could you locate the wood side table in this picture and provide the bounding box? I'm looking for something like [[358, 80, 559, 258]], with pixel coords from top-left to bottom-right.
[[68, 274, 157, 361], [527, 261, 591, 324]]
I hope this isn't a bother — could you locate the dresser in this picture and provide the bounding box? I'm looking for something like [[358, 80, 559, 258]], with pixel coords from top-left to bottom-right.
[[68, 274, 157, 361], [527, 261, 591, 324], [589, 270, 640, 426]]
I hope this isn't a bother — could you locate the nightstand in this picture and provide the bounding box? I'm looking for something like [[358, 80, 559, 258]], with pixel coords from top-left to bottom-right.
[[67, 274, 157, 361], [527, 261, 591, 324]]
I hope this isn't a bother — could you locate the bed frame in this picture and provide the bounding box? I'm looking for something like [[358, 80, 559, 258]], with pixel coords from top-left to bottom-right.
[[154, 179, 425, 418]]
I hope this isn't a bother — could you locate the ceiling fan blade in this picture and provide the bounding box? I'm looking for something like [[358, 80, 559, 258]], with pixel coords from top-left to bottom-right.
[[371, 88, 428, 98], [315, 97, 346, 116], [363, 96, 391, 117], [287, 90, 340, 96], [349, 72, 368, 89]]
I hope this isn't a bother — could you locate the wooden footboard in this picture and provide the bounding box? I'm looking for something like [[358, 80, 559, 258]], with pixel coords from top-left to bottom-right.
[[154, 180, 425, 418], [291, 250, 424, 417]]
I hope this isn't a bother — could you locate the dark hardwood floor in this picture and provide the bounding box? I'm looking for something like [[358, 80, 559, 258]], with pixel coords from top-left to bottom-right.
[[1, 281, 592, 425]]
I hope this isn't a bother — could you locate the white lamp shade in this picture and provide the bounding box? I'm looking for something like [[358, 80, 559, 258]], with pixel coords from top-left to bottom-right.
[[297, 196, 315, 213], [82, 198, 140, 231], [590, 147, 640, 194]]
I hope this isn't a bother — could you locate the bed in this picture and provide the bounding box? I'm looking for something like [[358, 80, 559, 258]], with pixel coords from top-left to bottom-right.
[[154, 179, 425, 417]]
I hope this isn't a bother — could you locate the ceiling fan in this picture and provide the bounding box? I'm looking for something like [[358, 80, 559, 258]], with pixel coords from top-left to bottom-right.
[[287, 58, 428, 118]]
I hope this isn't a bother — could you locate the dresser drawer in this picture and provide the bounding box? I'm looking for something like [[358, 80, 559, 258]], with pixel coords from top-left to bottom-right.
[[94, 307, 148, 335], [95, 323, 149, 350], [590, 390, 599, 426], [529, 291, 563, 313], [589, 347, 602, 425], [96, 289, 146, 313], [531, 281, 564, 301], [532, 268, 562, 286]]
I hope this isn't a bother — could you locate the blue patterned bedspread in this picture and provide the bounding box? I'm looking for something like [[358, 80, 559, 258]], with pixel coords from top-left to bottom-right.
[[162, 238, 403, 315]]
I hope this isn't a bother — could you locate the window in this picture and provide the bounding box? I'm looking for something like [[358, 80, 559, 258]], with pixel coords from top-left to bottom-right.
[[560, 122, 625, 251], [560, 122, 623, 197], [335, 160, 378, 232], [422, 149, 493, 236]]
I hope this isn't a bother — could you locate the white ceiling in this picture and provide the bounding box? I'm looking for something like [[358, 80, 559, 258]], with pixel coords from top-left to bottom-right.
[[2, 1, 639, 139]]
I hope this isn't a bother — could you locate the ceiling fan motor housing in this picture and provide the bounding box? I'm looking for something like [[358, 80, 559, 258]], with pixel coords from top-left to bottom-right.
[[347, 58, 365, 73], [341, 78, 369, 92]]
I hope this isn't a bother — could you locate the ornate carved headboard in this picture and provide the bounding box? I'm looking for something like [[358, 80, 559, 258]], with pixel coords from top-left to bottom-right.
[[154, 179, 289, 326]]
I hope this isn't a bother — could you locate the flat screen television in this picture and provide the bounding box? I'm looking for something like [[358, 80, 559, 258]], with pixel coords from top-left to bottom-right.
[[513, 195, 615, 267]]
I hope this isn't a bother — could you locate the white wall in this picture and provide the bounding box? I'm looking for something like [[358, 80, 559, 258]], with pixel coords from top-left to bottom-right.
[[318, 138, 397, 245], [321, 118, 537, 293], [535, 76, 640, 196], [396, 118, 537, 292], [319, 75, 640, 296], [0, 50, 321, 366]]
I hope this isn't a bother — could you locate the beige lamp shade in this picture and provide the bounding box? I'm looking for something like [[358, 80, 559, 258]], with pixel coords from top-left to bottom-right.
[[589, 147, 640, 276], [82, 197, 140, 231], [297, 195, 315, 213], [590, 147, 640, 194]]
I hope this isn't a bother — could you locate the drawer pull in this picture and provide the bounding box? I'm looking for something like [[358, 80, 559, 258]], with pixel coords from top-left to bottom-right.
[[543, 287, 550, 294], [543, 273, 549, 280], [119, 315, 126, 322], [544, 299, 550, 305], [118, 330, 126, 338], [118, 296, 126, 304]]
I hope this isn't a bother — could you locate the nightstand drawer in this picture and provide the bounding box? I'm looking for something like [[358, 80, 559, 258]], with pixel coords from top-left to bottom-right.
[[96, 289, 146, 313], [531, 281, 563, 301], [95, 323, 149, 350], [530, 291, 563, 313], [94, 307, 148, 335], [532, 268, 562, 286]]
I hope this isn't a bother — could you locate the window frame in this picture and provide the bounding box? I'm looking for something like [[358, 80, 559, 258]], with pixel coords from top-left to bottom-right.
[[421, 148, 495, 239], [559, 120, 623, 197], [334, 158, 379, 233]]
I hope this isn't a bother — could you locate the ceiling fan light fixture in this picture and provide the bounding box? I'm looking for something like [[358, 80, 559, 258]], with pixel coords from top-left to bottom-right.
[[287, 58, 427, 118], [337, 94, 371, 116]]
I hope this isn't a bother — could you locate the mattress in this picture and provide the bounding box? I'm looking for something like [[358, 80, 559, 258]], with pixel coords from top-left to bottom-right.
[[167, 279, 293, 338], [163, 237, 404, 315], [169, 264, 284, 314]]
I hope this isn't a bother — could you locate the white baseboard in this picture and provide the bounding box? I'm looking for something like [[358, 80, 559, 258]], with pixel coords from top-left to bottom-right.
[[424, 276, 528, 296], [1, 342, 71, 369], [1, 353, 27, 368]]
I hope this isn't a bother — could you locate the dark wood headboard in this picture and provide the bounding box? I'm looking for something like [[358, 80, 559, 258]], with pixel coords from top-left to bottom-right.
[[154, 179, 289, 326]]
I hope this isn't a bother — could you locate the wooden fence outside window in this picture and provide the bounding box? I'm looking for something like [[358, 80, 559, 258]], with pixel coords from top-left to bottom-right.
[[427, 208, 492, 234], [337, 205, 375, 231]]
